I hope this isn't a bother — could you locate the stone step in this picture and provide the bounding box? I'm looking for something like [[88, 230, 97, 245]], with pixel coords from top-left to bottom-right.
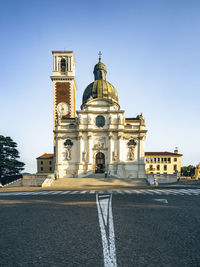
[[50, 177, 148, 189]]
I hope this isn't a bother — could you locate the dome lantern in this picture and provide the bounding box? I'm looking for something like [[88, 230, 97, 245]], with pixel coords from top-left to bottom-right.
[[82, 55, 118, 105]]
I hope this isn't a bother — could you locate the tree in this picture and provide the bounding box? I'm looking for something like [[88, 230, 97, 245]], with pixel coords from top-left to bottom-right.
[[181, 165, 195, 177], [0, 135, 25, 179]]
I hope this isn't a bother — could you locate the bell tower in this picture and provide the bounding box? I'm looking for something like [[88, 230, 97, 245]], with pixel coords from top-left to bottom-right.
[[51, 51, 77, 131]]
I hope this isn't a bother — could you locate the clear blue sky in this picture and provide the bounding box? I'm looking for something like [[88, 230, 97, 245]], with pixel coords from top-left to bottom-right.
[[0, 0, 200, 173]]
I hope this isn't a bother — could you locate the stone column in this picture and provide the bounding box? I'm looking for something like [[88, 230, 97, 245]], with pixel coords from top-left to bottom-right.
[[87, 133, 92, 164], [78, 134, 83, 164], [117, 134, 122, 163], [109, 134, 113, 164], [55, 136, 62, 179]]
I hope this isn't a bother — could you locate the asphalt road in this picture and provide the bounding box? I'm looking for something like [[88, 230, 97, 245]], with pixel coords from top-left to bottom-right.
[[0, 184, 200, 267]]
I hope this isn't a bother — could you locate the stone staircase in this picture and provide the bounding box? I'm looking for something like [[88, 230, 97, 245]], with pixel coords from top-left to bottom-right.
[[49, 176, 148, 190]]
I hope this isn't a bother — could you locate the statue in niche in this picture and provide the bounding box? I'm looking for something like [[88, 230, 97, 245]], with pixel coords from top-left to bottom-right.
[[129, 147, 135, 160], [66, 147, 71, 161], [127, 139, 136, 160]]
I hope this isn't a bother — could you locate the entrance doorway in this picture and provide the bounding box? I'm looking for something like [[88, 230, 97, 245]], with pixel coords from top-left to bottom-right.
[[95, 152, 105, 173]]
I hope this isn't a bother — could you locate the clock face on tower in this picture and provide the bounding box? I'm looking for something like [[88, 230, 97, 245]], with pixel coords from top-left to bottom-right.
[[57, 102, 70, 117]]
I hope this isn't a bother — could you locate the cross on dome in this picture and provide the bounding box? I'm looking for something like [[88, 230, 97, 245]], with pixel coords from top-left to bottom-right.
[[98, 51, 102, 61]]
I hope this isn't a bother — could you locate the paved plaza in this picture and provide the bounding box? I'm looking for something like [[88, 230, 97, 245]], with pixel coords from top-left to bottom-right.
[[0, 182, 200, 267]]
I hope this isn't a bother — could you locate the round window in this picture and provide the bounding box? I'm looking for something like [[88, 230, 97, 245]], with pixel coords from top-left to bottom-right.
[[96, 115, 105, 127]]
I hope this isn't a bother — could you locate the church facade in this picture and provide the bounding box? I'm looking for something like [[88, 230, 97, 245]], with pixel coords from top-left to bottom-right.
[[51, 51, 147, 179]]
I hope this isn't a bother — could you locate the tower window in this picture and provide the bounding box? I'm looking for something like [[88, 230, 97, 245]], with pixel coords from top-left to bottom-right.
[[61, 58, 66, 72]]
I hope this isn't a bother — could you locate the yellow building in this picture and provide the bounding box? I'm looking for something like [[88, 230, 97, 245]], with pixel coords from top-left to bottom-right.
[[37, 153, 54, 173], [145, 149, 182, 175], [195, 163, 200, 179]]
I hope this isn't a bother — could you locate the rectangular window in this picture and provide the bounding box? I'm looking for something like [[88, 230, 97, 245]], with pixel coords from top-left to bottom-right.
[[157, 158, 160, 162], [174, 158, 177, 162], [41, 167, 43, 171], [49, 167, 52, 171], [157, 165, 160, 171], [150, 158, 153, 163], [174, 165, 177, 171], [154, 158, 156, 162], [41, 161, 43, 165], [146, 158, 149, 163], [49, 161, 52, 165], [164, 165, 167, 171], [161, 158, 163, 163], [168, 158, 171, 163], [150, 165, 153, 170], [164, 158, 167, 162]]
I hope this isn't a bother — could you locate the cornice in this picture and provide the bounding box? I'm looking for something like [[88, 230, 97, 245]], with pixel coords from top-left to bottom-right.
[[76, 110, 125, 114]]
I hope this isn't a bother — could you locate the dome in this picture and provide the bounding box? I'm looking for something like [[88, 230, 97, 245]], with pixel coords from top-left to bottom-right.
[[82, 57, 118, 105], [82, 80, 118, 104]]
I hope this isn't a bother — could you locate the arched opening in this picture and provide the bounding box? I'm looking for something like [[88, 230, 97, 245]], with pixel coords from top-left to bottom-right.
[[61, 58, 66, 72], [95, 152, 105, 173]]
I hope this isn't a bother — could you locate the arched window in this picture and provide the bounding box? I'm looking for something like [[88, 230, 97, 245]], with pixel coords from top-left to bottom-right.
[[61, 58, 66, 72]]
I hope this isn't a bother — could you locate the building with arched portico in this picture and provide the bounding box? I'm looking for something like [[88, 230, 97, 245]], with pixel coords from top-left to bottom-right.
[[52, 51, 147, 178]]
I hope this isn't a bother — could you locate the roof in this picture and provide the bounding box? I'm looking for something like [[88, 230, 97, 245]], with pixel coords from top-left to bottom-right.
[[37, 153, 54, 159], [145, 152, 182, 157]]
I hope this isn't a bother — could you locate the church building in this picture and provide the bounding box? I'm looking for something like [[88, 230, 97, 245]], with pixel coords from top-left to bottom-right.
[[51, 51, 147, 179]]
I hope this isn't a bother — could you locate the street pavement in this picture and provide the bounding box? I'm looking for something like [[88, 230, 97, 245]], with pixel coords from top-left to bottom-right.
[[0, 183, 200, 267]]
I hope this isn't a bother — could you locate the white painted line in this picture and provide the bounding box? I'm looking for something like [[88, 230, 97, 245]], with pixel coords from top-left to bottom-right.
[[80, 191, 87, 194], [69, 191, 79, 194], [186, 189, 200, 195], [130, 190, 143, 194], [169, 190, 184, 195], [96, 194, 117, 267], [147, 190, 162, 195], [41, 191, 56, 195], [89, 190, 96, 194], [154, 199, 168, 204], [60, 191, 71, 194], [179, 189, 192, 195], [27, 191, 43, 195]]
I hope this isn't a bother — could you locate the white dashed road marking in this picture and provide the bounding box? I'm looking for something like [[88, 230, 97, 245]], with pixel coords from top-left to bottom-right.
[[1, 189, 200, 196]]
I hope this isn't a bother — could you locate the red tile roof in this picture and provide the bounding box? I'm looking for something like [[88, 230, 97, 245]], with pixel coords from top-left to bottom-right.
[[37, 153, 54, 159], [145, 152, 182, 156]]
